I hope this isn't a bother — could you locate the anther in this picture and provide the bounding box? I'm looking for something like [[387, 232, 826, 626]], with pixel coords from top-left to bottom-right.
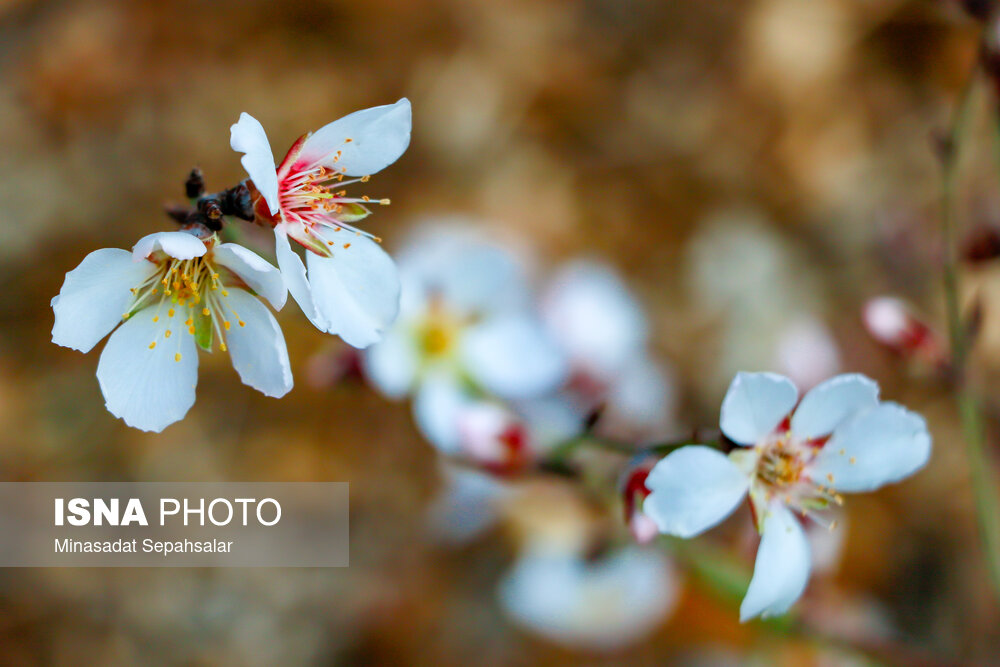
[[165, 330, 172, 338], [174, 353, 182, 362], [148, 342, 157, 350], [202, 308, 210, 316], [224, 321, 231, 330]]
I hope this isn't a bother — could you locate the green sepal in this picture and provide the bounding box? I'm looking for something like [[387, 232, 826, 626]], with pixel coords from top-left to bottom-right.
[[194, 309, 214, 352], [336, 202, 371, 223]]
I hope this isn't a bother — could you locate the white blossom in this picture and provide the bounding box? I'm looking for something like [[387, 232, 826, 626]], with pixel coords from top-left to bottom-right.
[[230, 100, 411, 347], [643, 372, 931, 621], [52, 230, 291, 432]]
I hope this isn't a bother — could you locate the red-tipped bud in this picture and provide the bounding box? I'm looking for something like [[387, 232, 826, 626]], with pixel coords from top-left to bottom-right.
[[619, 457, 659, 544], [456, 403, 532, 475], [863, 297, 948, 368]]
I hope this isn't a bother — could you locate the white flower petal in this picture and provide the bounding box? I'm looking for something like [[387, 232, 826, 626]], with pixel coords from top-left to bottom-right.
[[396, 224, 531, 315], [791, 373, 879, 440], [740, 503, 811, 622], [461, 316, 567, 399], [51, 248, 157, 353], [643, 446, 749, 538], [413, 373, 469, 453], [220, 288, 293, 398], [720, 372, 798, 445], [498, 546, 678, 650], [298, 99, 411, 176], [426, 463, 509, 544], [810, 402, 932, 493], [230, 112, 279, 215], [96, 305, 198, 432], [132, 231, 207, 261], [541, 261, 647, 380], [362, 326, 419, 398], [305, 235, 401, 348], [212, 242, 287, 310], [274, 228, 327, 330], [602, 354, 675, 439]]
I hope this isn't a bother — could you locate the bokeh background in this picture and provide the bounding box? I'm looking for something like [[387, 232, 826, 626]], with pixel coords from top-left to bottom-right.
[[0, 0, 997, 664]]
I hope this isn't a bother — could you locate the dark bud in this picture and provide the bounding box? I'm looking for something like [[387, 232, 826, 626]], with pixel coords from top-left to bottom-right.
[[220, 182, 255, 221], [185, 168, 205, 199], [186, 210, 223, 233], [962, 223, 1000, 264], [959, 0, 995, 21], [197, 196, 224, 221]]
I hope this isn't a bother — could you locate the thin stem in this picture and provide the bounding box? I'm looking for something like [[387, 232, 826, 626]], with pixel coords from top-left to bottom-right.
[[939, 61, 1000, 601], [544, 430, 724, 465], [666, 538, 952, 667]]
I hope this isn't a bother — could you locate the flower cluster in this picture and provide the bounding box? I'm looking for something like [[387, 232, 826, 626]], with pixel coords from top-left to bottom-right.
[[354, 224, 934, 632], [52, 100, 412, 431], [362, 224, 675, 470], [50, 100, 936, 638]]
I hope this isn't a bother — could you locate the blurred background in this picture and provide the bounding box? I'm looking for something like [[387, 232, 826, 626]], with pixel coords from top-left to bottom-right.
[[0, 0, 997, 664]]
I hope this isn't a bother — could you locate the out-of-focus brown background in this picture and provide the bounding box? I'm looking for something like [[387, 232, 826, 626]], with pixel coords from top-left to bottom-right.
[[0, 0, 997, 664]]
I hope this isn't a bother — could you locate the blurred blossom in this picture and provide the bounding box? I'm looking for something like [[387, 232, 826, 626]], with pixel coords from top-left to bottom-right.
[[426, 463, 511, 544], [644, 372, 931, 621], [51, 230, 290, 432], [230, 100, 411, 347], [540, 260, 676, 441], [686, 210, 828, 393], [862, 297, 947, 369], [363, 224, 567, 455], [775, 316, 841, 391], [498, 544, 679, 651]]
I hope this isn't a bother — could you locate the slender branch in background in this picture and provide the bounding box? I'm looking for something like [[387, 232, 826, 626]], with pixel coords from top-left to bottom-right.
[[938, 57, 1000, 602]]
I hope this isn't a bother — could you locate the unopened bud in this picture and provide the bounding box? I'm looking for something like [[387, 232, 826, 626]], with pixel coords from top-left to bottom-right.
[[963, 223, 1000, 264], [185, 168, 205, 199], [958, 0, 995, 20], [197, 197, 223, 221], [863, 297, 948, 368], [221, 182, 255, 221], [619, 456, 659, 544]]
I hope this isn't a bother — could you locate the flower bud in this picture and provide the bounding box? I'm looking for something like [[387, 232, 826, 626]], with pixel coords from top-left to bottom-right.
[[863, 297, 947, 368], [619, 456, 658, 544]]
